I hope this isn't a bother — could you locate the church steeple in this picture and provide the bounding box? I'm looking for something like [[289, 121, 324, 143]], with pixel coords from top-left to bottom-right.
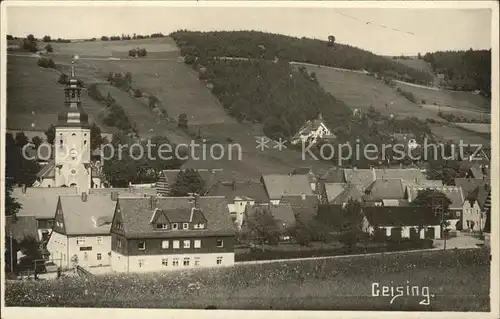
[[57, 59, 90, 127]]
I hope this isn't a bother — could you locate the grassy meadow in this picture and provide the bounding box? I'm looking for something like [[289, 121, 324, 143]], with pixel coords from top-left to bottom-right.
[[5, 248, 490, 311]]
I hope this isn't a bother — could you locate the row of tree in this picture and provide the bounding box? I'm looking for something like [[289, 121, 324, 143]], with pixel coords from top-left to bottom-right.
[[100, 32, 165, 41], [87, 83, 134, 132]]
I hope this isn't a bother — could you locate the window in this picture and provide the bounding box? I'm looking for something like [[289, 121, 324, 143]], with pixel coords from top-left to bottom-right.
[[183, 223, 189, 230], [76, 237, 86, 245], [97, 253, 102, 261], [116, 238, 122, 248], [216, 257, 223, 265], [183, 240, 191, 248], [194, 240, 201, 249], [183, 258, 190, 266], [137, 241, 146, 250], [97, 236, 103, 244], [172, 223, 178, 230], [138, 259, 144, 268], [156, 223, 168, 229], [84, 252, 88, 261], [194, 223, 205, 229], [172, 258, 179, 267], [216, 239, 224, 248], [162, 258, 168, 267], [194, 257, 200, 266], [161, 240, 169, 249], [48, 220, 54, 228], [173, 240, 180, 249]]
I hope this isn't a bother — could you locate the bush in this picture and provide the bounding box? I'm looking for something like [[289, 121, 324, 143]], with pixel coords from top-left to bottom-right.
[[138, 48, 147, 57], [58, 73, 69, 85], [45, 44, 53, 53], [37, 57, 56, 69], [134, 89, 142, 98], [184, 54, 196, 65]]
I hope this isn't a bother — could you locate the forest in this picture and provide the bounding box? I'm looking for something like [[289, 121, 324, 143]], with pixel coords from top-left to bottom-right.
[[170, 30, 434, 85], [423, 49, 491, 95]]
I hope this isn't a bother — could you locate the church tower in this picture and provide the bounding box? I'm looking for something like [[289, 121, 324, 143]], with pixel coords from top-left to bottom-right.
[[54, 60, 91, 193]]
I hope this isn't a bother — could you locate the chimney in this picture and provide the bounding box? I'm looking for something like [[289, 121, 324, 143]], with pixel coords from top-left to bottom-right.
[[149, 195, 156, 209], [81, 192, 88, 202], [110, 191, 118, 201], [22, 185, 27, 194]]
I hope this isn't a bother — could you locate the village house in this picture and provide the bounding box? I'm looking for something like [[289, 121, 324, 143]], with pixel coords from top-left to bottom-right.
[[46, 192, 116, 269], [363, 178, 406, 205], [290, 113, 336, 145], [5, 215, 41, 271], [156, 168, 226, 196], [281, 194, 319, 222], [205, 180, 269, 229], [110, 195, 235, 273], [261, 174, 314, 205], [455, 178, 490, 231], [12, 186, 79, 243], [343, 168, 430, 191], [406, 185, 464, 230], [362, 206, 441, 239]]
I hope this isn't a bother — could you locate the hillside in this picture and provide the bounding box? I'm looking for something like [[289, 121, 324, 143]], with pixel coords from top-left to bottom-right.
[[6, 55, 116, 133], [170, 30, 433, 85]]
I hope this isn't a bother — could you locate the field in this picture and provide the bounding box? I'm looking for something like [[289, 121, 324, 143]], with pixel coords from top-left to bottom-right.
[[5, 248, 490, 311], [387, 56, 435, 75], [422, 104, 490, 122], [453, 123, 491, 134], [6, 55, 116, 133], [301, 64, 441, 121], [427, 123, 491, 147], [50, 38, 179, 58], [395, 81, 490, 111]]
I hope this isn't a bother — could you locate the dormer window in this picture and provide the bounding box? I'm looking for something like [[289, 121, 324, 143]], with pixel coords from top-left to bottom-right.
[[156, 223, 168, 230], [183, 223, 189, 230], [172, 223, 178, 230]]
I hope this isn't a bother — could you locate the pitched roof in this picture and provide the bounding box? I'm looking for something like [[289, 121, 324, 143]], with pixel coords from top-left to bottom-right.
[[116, 196, 234, 238], [331, 184, 365, 205], [261, 174, 313, 200], [5, 216, 40, 242], [13, 187, 79, 219], [36, 161, 55, 179], [466, 185, 491, 209], [344, 168, 428, 190], [454, 178, 488, 200], [364, 179, 405, 200], [406, 185, 464, 210], [281, 195, 319, 221], [324, 183, 348, 202], [363, 206, 440, 227], [205, 180, 269, 203], [59, 194, 116, 235], [401, 179, 443, 189], [89, 187, 157, 197]]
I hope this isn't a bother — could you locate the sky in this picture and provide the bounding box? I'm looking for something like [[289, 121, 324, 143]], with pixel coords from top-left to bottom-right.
[[5, 4, 493, 56]]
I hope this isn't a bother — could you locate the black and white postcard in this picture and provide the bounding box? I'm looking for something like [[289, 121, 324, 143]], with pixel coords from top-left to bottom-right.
[[1, 1, 498, 318]]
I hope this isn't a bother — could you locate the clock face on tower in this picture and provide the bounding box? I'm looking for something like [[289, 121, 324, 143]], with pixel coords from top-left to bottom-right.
[[69, 148, 78, 159]]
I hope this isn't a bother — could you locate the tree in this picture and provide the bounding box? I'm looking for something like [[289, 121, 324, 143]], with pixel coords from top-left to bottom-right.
[[26, 34, 36, 42], [101, 36, 109, 41], [42, 35, 51, 42], [138, 48, 147, 57], [5, 182, 21, 216], [178, 113, 188, 129], [243, 207, 280, 249], [31, 136, 43, 149], [148, 95, 159, 108], [411, 188, 452, 237], [328, 35, 336, 47], [170, 169, 205, 196], [417, 52, 422, 59], [338, 199, 364, 249], [90, 123, 103, 151], [7, 34, 14, 40], [134, 89, 143, 98], [15, 132, 29, 148], [45, 44, 53, 53]]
